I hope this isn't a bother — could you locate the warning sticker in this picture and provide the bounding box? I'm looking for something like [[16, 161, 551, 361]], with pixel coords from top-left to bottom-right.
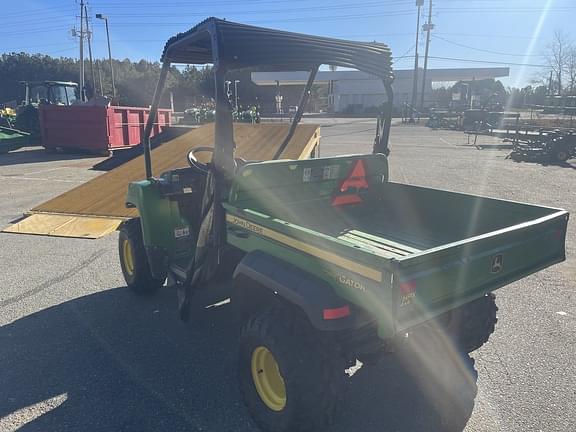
[[323, 165, 340, 180], [303, 165, 340, 182]]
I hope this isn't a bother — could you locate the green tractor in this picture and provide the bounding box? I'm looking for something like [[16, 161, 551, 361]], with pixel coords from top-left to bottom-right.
[[118, 18, 568, 431], [0, 80, 79, 154]]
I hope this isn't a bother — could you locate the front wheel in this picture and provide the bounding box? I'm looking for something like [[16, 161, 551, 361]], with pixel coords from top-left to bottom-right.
[[118, 219, 165, 294], [238, 307, 348, 432]]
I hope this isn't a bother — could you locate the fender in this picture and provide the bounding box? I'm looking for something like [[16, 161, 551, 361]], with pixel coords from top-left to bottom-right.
[[233, 250, 372, 331]]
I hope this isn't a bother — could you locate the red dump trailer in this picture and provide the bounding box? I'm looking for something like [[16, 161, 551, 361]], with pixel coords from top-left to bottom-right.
[[39, 105, 171, 154]]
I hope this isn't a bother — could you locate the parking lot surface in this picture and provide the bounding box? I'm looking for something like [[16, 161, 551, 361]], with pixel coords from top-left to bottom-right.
[[1, 120, 574, 431]]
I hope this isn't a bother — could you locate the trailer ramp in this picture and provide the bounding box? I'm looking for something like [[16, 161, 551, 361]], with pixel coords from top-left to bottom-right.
[[3, 123, 320, 238]]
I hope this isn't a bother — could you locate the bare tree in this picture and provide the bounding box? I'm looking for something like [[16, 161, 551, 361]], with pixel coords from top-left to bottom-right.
[[566, 46, 576, 95], [546, 30, 572, 94]]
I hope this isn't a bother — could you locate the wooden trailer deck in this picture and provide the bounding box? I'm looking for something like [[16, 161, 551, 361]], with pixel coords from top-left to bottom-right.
[[4, 123, 320, 238]]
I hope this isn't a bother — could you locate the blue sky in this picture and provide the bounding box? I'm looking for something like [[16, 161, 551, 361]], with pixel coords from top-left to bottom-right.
[[2, 0, 574, 88]]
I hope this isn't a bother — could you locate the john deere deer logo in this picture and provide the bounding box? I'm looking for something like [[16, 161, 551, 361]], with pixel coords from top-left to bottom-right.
[[491, 254, 503, 273]]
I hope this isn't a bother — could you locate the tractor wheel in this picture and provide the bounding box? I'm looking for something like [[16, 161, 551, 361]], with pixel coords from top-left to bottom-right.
[[118, 219, 165, 294], [238, 307, 348, 432]]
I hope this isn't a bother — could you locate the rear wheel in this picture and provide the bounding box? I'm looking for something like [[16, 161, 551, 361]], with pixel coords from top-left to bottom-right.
[[399, 325, 479, 431], [437, 293, 498, 353], [238, 307, 348, 432], [118, 219, 165, 294]]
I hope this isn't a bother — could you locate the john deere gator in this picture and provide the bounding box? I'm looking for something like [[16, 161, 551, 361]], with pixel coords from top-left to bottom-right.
[[117, 18, 569, 432]]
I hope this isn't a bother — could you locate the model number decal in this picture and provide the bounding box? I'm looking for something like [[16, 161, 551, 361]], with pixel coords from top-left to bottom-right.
[[228, 216, 264, 235], [400, 292, 416, 307], [174, 226, 190, 238], [334, 273, 367, 292]]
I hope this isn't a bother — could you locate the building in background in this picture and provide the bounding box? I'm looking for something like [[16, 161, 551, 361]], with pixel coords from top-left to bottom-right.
[[252, 68, 509, 113]]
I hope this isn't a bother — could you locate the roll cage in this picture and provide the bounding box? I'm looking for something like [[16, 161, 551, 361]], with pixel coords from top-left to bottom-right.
[[142, 17, 395, 179]]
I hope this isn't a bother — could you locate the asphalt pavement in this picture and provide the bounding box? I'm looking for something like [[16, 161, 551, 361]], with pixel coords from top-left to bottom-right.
[[1, 120, 574, 432]]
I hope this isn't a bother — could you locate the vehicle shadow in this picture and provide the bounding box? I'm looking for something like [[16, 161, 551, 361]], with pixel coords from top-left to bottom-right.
[[509, 155, 576, 169], [1, 285, 476, 432], [0, 147, 102, 167]]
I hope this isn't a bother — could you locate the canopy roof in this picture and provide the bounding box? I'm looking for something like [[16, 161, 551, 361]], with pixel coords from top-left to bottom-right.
[[161, 18, 393, 82]]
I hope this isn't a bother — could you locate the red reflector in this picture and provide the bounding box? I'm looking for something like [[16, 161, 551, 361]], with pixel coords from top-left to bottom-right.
[[323, 305, 351, 320], [399, 280, 417, 294], [331, 160, 369, 207], [339, 160, 369, 192], [331, 194, 363, 206]]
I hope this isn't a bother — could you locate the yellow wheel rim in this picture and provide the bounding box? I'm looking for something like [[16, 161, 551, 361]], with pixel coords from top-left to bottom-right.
[[122, 239, 135, 276], [251, 346, 287, 411]]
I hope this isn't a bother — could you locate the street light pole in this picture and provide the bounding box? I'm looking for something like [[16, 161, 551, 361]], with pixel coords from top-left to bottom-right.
[[234, 80, 240, 111], [96, 13, 116, 100]]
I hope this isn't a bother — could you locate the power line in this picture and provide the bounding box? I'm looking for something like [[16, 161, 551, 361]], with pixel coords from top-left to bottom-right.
[[432, 34, 546, 57], [108, 1, 393, 16], [2, 5, 73, 18], [100, 11, 417, 27], [435, 32, 534, 40], [429, 56, 546, 68]]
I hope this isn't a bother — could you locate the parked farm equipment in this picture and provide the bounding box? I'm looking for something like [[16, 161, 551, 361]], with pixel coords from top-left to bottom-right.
[[0, 80, 79, 154], [426, 109, 461, 130], [508, 128, 576, 163]]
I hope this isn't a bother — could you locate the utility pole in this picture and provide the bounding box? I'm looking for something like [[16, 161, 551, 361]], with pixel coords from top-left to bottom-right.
[[84, 4, 96, 97], [420, 0, 433, 110], [79, 0, 85, 101], [410, 0, 424, 123]]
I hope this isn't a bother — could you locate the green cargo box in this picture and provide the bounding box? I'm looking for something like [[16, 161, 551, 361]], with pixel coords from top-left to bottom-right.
[[223, 154, 568, 338]]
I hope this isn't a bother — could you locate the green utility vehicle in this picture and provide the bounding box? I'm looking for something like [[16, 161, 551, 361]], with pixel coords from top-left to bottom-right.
[[118, 19, 568, 432]]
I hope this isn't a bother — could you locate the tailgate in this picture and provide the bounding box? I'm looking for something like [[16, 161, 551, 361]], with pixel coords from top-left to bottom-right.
[[394, 210, 568, 331]]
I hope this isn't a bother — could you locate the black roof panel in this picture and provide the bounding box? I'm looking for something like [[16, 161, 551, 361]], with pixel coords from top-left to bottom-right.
[[161, 18, 393, 81]]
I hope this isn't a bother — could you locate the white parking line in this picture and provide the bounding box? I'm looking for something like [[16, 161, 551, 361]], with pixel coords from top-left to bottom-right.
[[0, 175, 80, 183]]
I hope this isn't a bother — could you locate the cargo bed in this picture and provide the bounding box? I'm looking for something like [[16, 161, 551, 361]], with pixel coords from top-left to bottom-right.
[[225, 155, 568, 337]]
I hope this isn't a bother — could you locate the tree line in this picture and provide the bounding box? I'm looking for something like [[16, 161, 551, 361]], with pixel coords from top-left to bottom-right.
[[0, 52, 308, 112]]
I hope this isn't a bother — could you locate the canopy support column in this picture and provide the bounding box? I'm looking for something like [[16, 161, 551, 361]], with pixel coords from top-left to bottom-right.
[[213, 66, 236, 178], [373, 81, 394, 155], [143, 61, 170, 179], [274, 65, 319, 159]]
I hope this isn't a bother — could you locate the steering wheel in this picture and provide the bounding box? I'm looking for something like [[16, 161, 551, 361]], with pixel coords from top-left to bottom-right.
[[187, 146, 213, 172], [187, 146, 248, 172]]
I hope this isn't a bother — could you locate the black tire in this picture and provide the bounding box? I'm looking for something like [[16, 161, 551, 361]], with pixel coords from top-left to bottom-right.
[[399, 329, 478, 431], [416, 353, 478, 432], [118, 218, 165, 294], [424, 293, 497, 354], [551, 145, 570, 162], [238, 307, 348, 432], [450, 293, 498, 353]]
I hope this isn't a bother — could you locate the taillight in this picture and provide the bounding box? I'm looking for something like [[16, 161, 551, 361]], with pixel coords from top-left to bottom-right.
[[323, 305, 351, 320], [399, 280, 417, 295]]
